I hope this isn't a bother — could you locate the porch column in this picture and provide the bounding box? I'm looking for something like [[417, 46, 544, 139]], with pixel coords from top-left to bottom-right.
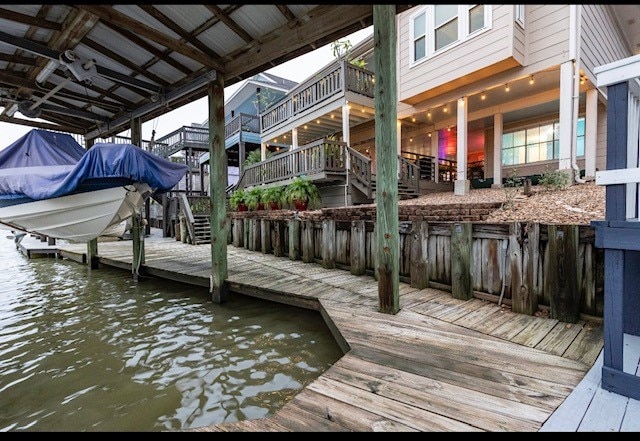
[[238, 140, 246, 174], [585, 87, 598, 179], [261, 141, 267, 161], [292, 127, 298, 149], [558, 61, 574, 171], [431, 130, 439, 183], [492, 113, 503, 188], [454, 96, 469, 195], [342, 104, 350, 146], [208, 71, 229, 304]]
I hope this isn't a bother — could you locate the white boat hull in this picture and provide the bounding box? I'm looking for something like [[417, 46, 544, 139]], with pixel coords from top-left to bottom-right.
[[0, 183, 152, 243]]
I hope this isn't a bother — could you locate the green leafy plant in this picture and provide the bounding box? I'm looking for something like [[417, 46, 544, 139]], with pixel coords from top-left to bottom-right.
[[539, 166, 571, 191], [245, 186, 265, 211], [243, 149, 273, 168], [262, 185, 285, 210], [229, 188, 247, 211], [283, 176, 321, 210]]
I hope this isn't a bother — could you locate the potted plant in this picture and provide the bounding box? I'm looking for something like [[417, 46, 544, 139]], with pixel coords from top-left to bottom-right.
[[229, 188, 248, 211], [245, 186, 265, 211], [284, 176, 320, 211], [262, 185, 285, 210]]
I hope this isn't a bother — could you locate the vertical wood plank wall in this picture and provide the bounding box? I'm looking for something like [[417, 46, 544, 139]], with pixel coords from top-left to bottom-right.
[[228, 217, 604, 321]]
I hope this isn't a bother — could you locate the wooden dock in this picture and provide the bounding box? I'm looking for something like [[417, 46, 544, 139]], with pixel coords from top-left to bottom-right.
[[25, 229, 640, 432]]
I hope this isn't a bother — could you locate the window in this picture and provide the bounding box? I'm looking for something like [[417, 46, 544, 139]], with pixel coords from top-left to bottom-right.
[[502, 118, 585, 166], [434, 5, 458, 51], [410, 5, 491, 65], [515, 5, 525, 28], [412, 11, 427, 62]]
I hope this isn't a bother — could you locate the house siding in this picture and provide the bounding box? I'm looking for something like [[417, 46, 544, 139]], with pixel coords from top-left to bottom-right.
[[397, 5, 516, 103], [512, 5, 525, 65], [580, 4, 631, 82], [525, 4, 570, 69]]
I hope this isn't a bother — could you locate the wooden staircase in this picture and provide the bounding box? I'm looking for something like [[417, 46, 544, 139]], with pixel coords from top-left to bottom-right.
[[191, 214, 211, 245], [371, 176, 421, 200]]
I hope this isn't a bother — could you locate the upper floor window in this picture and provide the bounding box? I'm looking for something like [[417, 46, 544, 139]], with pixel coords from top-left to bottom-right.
[[411, 5, 491, 65], [412, 10, 427, 61]]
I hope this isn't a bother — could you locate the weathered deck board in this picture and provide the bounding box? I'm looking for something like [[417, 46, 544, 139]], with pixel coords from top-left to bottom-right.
[[44, 229, 627, 432]]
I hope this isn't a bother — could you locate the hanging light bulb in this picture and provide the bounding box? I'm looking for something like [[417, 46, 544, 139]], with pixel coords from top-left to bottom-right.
[[529, 75, 534, 85], [480, 91, 486, 100], [505, 83, 510, 92]]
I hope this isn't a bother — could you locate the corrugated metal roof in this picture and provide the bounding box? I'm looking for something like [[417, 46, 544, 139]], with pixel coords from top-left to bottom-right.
[[0, 4, 412, 139]]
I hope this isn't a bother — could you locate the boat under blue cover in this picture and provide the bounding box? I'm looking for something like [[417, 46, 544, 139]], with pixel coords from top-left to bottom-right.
[[0, 129, 188, 207]]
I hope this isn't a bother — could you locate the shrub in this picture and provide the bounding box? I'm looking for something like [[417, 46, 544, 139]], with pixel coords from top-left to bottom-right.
[[539, 166, 571, 191]]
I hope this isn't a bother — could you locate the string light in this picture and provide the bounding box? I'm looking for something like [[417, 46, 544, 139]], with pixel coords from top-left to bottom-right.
[[443, 106, 448, 113], [505, 83, 510, 92], [529, 75, 534, 85], [480, 91, 486, 100], [427, 109, 431, 117], [412, 117, 416, 122], [427, 132, 432, 137]]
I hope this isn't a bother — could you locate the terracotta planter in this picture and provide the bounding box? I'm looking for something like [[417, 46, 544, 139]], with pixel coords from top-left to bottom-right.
[[294, 199, 308, 211], [257, 203, 265, 211], [268, 202, 280, 210], [236, 203, 248, 212]]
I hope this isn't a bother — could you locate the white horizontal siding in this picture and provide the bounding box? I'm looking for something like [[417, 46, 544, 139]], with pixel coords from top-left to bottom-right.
[[581, 4, 631, 82], [398, 5, 514, 102], [526, 4, 569, 67]]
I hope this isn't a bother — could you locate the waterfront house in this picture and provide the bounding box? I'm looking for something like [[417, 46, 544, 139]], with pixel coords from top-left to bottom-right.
[[244, 4, 636, 205]]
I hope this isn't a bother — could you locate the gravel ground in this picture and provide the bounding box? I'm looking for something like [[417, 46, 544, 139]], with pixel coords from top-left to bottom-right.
[[398, 180, 605, 225]]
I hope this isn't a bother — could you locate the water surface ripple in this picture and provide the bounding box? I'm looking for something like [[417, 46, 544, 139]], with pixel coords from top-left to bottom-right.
[[0, 229, 343, 431]]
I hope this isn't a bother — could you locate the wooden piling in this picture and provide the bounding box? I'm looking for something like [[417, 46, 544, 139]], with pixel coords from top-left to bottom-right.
[[548, 224, 580, 322], [410, 221, 429, 289], [322, 219, 335, 269], [350, 220, 366, 276], [451, 222, 472, 300]]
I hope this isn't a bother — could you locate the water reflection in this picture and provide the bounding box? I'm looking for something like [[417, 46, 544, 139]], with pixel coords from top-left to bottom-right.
[[0, 229, 343, 431]]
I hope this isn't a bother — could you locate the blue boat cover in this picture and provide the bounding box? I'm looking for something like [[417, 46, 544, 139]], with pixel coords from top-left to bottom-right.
[[0, 130, 188, 201], [0, 129, 86, 167]]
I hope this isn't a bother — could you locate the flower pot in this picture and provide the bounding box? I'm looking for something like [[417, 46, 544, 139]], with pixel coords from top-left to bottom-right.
[[269, 202, 280, 210], [294, 199, 308, 211], [257, 203, 265, 211], [237, 202, 248, 212]]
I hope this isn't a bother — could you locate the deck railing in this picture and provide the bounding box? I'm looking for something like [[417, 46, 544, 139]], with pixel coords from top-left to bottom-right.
[[261, 60, 375, 133], [593, 53, 640, 400], [152, 126, 210, 158], [224, 113, 260, 138], [236, 138, 348, 188]]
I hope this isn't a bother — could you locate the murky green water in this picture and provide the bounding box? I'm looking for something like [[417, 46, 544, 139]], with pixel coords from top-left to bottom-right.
[[0, 228, 343, 432]]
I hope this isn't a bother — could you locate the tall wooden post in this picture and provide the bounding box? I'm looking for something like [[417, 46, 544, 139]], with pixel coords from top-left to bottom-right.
[[85, 137, 100, 269], [131, 116, 144, 282], [374, 5, 399, 314], [208, 71, 229, 304]]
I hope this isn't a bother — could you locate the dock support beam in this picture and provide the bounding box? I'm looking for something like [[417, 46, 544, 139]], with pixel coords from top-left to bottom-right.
[[131, 116, 145, 282], [374, 5, 399, 314], [208, 71, 229, 304]]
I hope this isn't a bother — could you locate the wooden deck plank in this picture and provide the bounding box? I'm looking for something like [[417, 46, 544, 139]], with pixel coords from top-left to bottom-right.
[[510, 317, 560, 348], [561, 321, 604, 366], [305, 375, 484, 431], [284, 388, 419, 432], [452, 301, 505, 328], [490, 313, 540, 341], [325, 357, 549, 431], [430, 298, 488, 322], [535, 321, 586, 357]]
